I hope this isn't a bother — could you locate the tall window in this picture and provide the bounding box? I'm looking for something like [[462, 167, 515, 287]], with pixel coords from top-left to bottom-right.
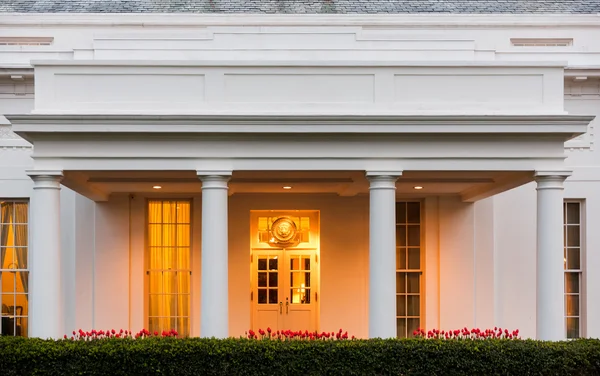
[[396, 201, 422, 338], [147, 200, 191, 336], [564, 201, 583, 339], [0, 200, 29, 337]]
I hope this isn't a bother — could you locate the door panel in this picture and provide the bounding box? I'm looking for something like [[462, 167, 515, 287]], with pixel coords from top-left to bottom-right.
[[253, 253, 283, 331], [252, 250, 317, 332]]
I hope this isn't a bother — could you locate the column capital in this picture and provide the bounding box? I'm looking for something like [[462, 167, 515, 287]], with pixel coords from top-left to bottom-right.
[[26, 170, 63, 189], [534, 170, 572, 190], [197, 170, 232, 190], [366, 171, 402, 190]]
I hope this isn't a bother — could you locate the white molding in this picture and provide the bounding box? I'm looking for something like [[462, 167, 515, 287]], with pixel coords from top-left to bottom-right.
[[25, 169, 64, 177], [1, 14, 599, 28], [7, 114, 593, 138], [29, 59, 569, 68], [534, 170, 573, 178]]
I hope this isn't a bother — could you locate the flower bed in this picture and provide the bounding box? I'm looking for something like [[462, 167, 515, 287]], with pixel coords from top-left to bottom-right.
[[1, 328, 599, 375]]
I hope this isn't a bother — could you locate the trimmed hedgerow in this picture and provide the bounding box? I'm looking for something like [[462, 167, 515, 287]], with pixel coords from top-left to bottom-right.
[[1, 336, 600, 375]]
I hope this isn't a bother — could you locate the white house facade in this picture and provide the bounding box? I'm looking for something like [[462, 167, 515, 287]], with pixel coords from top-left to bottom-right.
[[0, 1, 599, 341]]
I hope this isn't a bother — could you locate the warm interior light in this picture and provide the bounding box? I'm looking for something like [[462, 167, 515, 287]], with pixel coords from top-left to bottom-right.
[[414, 186, 423, 190], [153, 185, 162, 189], [283, 186, 292, 190]]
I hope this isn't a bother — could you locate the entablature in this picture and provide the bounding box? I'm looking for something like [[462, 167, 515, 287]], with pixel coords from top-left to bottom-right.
[[29, 60, 567, 116]]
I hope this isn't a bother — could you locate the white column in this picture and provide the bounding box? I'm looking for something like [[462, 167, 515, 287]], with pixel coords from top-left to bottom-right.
[[27, 170, 63, 339], [197, 171, 231, 338], [535, 171, 571, 341], [366, 171, 401, 338]]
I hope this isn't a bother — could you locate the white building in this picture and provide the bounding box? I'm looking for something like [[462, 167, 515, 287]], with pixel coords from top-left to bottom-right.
[[0, 1, 598, 341]]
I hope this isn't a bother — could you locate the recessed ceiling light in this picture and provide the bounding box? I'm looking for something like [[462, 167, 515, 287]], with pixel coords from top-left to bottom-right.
[[283, 186, 292, 190], [413, 186, 423, 190], [153, 185, 162, 189]]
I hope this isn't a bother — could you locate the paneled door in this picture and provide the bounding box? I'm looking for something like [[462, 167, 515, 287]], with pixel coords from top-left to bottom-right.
[[251, 249, 317, 332]]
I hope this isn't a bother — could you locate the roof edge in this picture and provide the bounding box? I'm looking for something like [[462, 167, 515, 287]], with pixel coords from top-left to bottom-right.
[[1, 13, 599, 28]]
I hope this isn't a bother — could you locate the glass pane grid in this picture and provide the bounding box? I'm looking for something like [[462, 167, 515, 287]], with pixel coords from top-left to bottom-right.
[[563, 201, 582, 339], [395, 202, 421, 339], [1, 201, 29, 337], [147, 200, 191, 336]]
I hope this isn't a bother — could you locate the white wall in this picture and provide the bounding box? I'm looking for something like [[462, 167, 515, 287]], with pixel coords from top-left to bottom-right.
[[81, 191, 503, 337]]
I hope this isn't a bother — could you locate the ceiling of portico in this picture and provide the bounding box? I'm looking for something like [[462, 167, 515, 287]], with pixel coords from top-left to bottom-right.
[[62, 169, 532, 202]]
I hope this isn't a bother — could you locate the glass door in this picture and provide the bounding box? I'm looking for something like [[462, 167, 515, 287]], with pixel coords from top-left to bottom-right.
[[251, 250, 317, 332]]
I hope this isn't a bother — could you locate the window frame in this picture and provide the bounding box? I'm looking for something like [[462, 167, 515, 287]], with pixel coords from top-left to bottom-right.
[[0, 199, 30, 337], [564, 199, 586, 339], [144, 198, 193, 337], [395, 200, 425, 338]]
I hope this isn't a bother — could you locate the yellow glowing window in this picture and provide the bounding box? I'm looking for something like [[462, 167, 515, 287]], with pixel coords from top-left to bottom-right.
[[147, 200, 191, 336], [0, 200, 29, 337]]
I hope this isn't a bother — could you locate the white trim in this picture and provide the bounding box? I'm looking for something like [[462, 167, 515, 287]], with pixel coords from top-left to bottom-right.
[[29, 59, 570, 68], [7, 114, 593, 136]]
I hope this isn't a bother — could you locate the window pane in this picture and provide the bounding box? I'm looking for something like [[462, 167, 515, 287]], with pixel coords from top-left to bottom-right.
[[15, 272, 28, 294], [565, 273, 579, 293], [407, 248, 420, 270], [1, 272, 16, 293], [396, 273, 406, 293], [407, 203, 420, 223], [396, 295, 406, 316], [396, 227, 406, 247], [396, 202, 407, 224], [301, 257, 310, 271], [566, 295, 579, 317], [566, 203, 580, 225], [566, 317, 580, 339], [396, 318, 407, 338], [258, 289, 267, 304], [407, 226, 420, 247], [407, 295, 420, 316], [567, 249, 580, 270], [269, 257, 278, 271], [407, 273, 420, 293], [396, 248, 407, 270], [14, 248, 27, 270], [407, 318, 420, 338], [258, 272, 267, 287], [178, 317, 189, 338], [12, 226, 27, 247], [1, 248, 16, 270], [268, 289, 278, 304], [0, 202, 13, 223], [268, 272, 278, 288], [1, 292, 14, 315], [566, 226, 580, 247], [258, 258, 267, 271]]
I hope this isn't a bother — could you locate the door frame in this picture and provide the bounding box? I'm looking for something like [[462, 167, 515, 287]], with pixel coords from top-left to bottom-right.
[[249, 210, 320, 332]]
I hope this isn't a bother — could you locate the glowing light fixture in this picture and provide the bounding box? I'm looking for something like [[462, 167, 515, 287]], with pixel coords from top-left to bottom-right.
[[153, 185, 162, 189], [414, 186, 423, 190], [283, 186, 292, 190]]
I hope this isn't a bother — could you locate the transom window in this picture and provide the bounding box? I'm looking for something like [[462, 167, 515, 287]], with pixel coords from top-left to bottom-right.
[[396, 201, 422, 338], [564, 201, 584, 339], [147, 200, 191, 337], [0, 200, 29, 337]]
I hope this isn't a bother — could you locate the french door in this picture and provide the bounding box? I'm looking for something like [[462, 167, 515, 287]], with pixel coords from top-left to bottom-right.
[[251, 249, 317, 332]]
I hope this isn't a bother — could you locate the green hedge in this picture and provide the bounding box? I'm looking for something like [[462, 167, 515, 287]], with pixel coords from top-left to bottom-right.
[[1, 337, 600, 375]]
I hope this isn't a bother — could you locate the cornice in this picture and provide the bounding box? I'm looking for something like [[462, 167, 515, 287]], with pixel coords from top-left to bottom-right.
[[29, 59, 568, 68], [7, 114, 593, 144]]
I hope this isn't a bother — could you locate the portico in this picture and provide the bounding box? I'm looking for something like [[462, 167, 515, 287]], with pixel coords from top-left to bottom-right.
[[5, 57, 594, 341], [8, 112, 589, 341]]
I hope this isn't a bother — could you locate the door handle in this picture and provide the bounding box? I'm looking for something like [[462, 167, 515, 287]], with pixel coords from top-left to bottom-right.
[[286, 297, 289, 314], [279, 301, 283, 314]]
